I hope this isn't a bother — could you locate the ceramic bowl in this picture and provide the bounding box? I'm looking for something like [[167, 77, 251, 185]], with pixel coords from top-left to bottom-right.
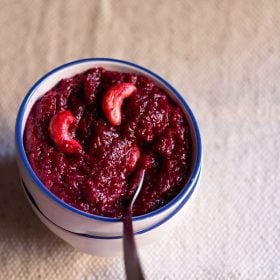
[[15, 58, 202, 255], [21, 173, 200, 256]]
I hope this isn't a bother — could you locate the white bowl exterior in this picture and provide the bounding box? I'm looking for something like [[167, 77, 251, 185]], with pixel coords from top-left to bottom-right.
[[22, 174, 200, 256], [16, 59, 201, 237]]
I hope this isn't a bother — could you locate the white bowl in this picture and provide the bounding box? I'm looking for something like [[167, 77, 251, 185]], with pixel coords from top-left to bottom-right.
[[16, 58, 202, 255], [21, 174, 200, 256]]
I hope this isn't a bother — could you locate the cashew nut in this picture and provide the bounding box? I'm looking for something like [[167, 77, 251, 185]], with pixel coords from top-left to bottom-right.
[[127, 145, 140, 171], [102, 83, 137, 126], [49, 110, 82, 154]]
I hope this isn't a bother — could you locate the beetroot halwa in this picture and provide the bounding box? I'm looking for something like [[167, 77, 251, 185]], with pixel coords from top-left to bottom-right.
[[24, 68, 192, 218]]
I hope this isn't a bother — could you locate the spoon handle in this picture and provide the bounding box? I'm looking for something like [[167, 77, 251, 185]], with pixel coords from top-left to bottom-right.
[[123, 210, 145, 280], [123, 169, 146, 280]]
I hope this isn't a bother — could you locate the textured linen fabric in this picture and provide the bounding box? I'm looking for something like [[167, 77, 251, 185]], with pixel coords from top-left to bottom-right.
[[0, 0, 280, 279]]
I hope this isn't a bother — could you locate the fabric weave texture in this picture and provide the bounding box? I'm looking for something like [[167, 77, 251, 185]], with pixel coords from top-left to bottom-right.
[[0, 0, 279, 279]]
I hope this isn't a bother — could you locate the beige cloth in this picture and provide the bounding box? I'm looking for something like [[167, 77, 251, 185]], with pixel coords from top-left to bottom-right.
[[0, 0, 279, 279]]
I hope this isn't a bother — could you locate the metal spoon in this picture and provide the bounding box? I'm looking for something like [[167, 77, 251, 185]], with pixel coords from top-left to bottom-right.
[[123, 169, 146, 280]]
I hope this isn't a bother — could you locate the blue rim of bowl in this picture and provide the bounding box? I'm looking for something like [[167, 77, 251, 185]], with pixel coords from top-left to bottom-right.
[[16, 58, 202, 223], [22, 167, 200, 239]]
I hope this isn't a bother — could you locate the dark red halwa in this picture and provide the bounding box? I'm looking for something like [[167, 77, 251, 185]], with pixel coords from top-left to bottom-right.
[[24, 68, 192, 218]]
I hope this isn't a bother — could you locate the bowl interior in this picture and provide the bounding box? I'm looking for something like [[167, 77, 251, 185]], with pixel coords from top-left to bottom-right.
[[16, 58, 202, 221]]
